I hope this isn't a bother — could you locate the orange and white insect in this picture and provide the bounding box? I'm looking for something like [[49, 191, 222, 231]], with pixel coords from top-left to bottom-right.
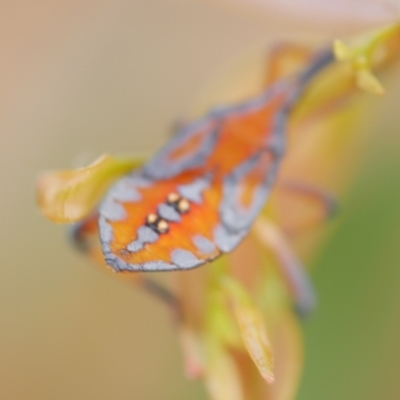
[[91, 51, 334, 272]]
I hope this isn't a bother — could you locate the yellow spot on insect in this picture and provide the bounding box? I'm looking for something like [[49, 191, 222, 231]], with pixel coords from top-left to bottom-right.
[[177, 198, 190, 213], [147, 213, 158, 224], [157, 219, 169, 233], [167, 192, 181, 203]]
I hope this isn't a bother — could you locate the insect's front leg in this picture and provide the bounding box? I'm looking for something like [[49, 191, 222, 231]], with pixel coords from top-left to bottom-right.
[[69, 214, 183, 321]]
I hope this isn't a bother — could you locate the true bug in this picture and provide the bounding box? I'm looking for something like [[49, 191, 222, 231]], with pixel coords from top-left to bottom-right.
[[38, 24, 400, 315], [78, 51, 335, 272]]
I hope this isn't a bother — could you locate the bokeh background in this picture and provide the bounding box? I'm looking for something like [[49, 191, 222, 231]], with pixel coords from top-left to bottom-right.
[[1, 1, 400, 399]]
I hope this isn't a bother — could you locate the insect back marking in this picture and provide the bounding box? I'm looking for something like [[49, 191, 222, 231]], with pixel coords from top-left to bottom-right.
[[145, 213, 169, 234], [99, 168, 222, 272], [144, 192, 192, 237], [100, 84, 292, 271], [144, 119, 219, 180], [166, 192, 190, 214]]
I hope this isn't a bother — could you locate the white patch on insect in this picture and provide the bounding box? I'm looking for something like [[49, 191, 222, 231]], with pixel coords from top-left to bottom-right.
[[192, 235, 216, 255], [127, 226, 159, 252], [177, 176, 210, 204], [219, 152, 276, 232], [157, 204, 181, 222], [109, 178, 142, 202], [213, 225, 247, 253], [98, 215, 113, 251], [144, 120, 218, 180], [100, 196, 127, 221], [142, 261, 178, 271], [171, 248, 203, 269]]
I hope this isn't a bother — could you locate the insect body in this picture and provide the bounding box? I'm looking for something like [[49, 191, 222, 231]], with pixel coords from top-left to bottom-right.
[[98, 51, 334, 272]]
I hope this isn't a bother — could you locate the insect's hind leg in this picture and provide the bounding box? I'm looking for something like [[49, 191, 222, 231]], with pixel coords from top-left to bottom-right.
[[253, 217, 317, 317], [278, 180, 339, 237], [253, 182, 338, 316], [283, 180, 338, 216]]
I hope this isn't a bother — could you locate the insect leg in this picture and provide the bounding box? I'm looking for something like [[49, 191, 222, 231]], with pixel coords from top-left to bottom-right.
[[169, 117, 190, 137], [277, 180, 339, 236], [253, 217, 316, 317], [69, 214, 182, 320], [282, 181, 338, 218], [141, 278, 182, 321]]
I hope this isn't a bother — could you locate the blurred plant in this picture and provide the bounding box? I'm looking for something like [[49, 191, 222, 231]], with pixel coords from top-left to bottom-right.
[[36, 23, 400, 400]]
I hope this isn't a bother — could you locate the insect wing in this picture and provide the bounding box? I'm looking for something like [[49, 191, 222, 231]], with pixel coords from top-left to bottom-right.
[[99, 83, 291, 272]]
